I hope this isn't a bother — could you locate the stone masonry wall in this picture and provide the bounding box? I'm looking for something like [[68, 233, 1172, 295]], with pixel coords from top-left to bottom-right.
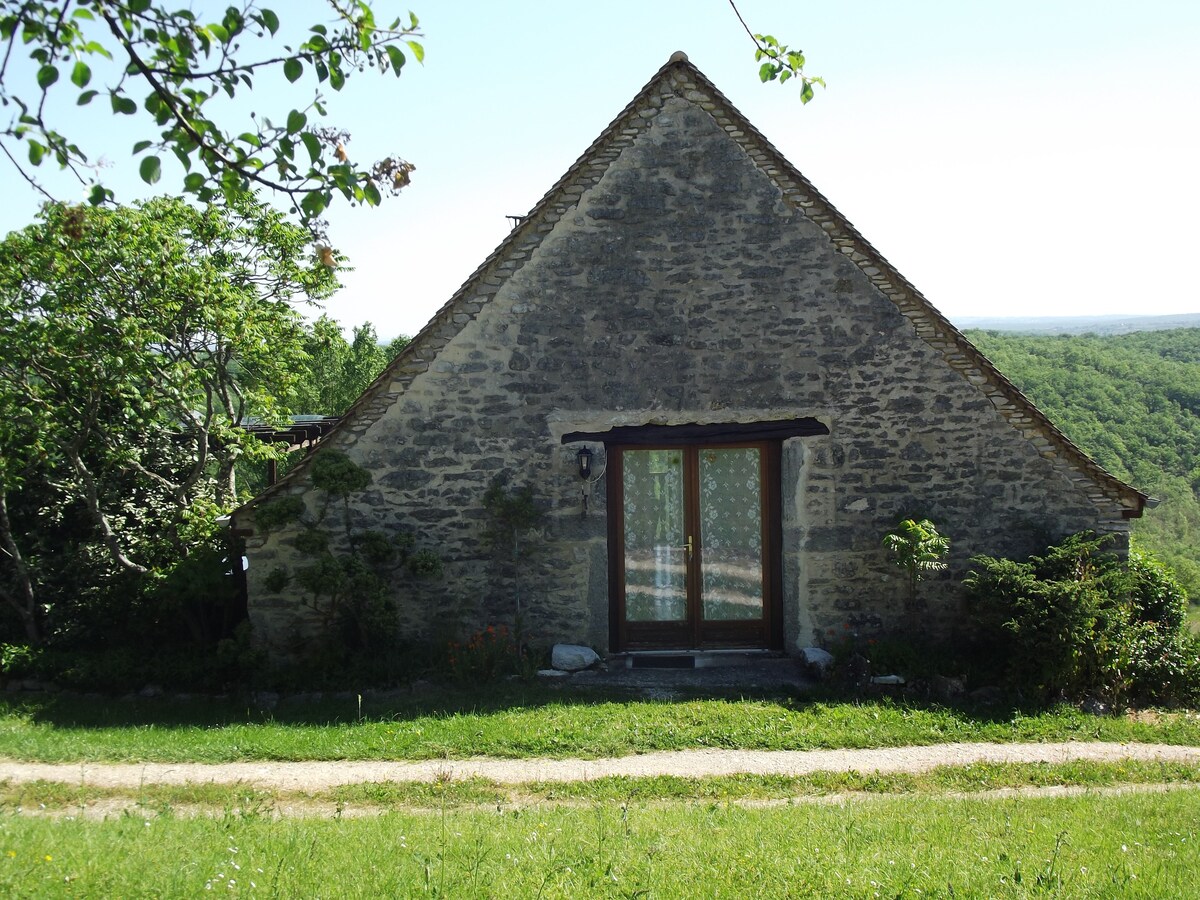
[[238, 70, 1132, 659]]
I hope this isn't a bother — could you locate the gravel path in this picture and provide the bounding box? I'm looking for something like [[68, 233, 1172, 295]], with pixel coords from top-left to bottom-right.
[[2, 742, 1198, 791]]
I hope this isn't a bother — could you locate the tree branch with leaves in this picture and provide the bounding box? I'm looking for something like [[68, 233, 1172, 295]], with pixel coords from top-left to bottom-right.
[[0, 1, 422, 232], [728, 0, 824, 104]]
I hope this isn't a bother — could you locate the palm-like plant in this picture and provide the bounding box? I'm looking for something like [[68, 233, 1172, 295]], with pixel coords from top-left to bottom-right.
[[883, 518, 951, 607]]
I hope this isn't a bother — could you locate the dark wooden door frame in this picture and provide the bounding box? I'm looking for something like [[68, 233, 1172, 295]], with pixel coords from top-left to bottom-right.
[[607, 441, 783, 652]]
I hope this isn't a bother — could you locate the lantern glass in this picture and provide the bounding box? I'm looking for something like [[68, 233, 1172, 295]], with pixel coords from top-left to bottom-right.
[[577, 447, 594, 479]]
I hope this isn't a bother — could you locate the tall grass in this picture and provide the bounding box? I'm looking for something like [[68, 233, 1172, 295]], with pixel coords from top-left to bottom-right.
[[1, 691, 1198, 762], [1, 789, 1196, 896]]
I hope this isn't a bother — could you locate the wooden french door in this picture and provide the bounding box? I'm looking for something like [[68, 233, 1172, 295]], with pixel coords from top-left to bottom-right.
[[609, 442, 781, 651]]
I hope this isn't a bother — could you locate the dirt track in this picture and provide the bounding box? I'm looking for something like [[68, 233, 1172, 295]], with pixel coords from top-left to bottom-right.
[[2, 741, 1198, 791]]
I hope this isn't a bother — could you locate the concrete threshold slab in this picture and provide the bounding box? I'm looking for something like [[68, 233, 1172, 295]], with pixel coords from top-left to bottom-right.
[[552, 655, 812, 692]]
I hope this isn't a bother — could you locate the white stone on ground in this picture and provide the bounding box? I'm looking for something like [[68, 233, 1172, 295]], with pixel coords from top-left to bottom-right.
[[551, 644, 599, 671]]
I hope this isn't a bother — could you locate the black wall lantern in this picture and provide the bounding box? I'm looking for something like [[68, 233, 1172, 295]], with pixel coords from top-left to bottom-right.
[[576, 446, 594, 480]]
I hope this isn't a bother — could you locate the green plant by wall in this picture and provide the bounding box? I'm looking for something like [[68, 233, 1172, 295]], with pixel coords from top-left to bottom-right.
[[883, 518, 950, 609], [965, 532, 1200, 706], [255, 450, 441, 665], [444, 624, 543, 684], [481, 476, 545, 620]]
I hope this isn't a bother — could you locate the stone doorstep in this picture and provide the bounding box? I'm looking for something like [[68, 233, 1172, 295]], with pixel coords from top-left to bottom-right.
[[612, 649, 786, 670], [555, 651, 812, 692]]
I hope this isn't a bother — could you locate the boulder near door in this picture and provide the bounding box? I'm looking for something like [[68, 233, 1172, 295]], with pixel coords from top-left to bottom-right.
[[609, 443, 782, 651]]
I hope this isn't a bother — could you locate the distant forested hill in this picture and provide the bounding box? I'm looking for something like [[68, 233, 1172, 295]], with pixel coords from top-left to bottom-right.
[[966, 328, 1200, 594], [958, 313, 1200, 336]]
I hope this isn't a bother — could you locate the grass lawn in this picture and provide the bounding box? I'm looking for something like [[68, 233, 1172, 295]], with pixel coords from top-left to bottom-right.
[[1, 788, 1196, 896], [2, 687, 1198, 896], [3, 759, 1200, 811], [0, 687, 1198, 763]]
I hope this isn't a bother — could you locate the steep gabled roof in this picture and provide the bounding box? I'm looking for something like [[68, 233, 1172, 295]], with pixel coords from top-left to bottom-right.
[[243, 51, 1148, 517]]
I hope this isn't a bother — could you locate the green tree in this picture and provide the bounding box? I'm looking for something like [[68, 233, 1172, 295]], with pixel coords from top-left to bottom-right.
[[0, 197, 334, 644], [883, 518, 951, 609], [289, 315, 407, 416], [256, 450, 440, 666], [968, 328, 1200, 598], [0, 1, 422, 224]]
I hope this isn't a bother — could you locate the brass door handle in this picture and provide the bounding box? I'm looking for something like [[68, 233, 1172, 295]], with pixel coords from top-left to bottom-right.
[[678, 535, 694, 562]]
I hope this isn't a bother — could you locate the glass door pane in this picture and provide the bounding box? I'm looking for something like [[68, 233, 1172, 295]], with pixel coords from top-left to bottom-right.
[[622, 449, 687, 622], [699, 447, 764, 621]]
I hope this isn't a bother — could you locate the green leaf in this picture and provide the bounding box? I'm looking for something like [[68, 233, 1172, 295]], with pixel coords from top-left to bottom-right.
[[129, 0, 152, 12], [183, 172, 205, 192], [36, 65, 58, 89], [758, 62, 776, 83], [70, 61, 91, 88], [82, 41, 112, 60], [385, 45, 405, 75], [27, 141, 45, 166], [406, 40, 424, 64], [139, 155, 162, 185], [801, 82, 815, 104], [76, 90, 98, 106], [329, 65, 345, 90], [300, 190, 327, 219], [222, 9, 244, 38], [286, 109, 306, 134], [111, 94, 137, 115], [132, 140, 153, 154], [363, 181, 381, 207], [87, 183, 110, 205], [260, 9, 280, 35], [300, 132, 321, 164], [283, 57, 302, 83]]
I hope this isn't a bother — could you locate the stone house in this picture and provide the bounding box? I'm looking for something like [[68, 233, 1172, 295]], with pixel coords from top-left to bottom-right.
[[234, 52, 1147, 659]]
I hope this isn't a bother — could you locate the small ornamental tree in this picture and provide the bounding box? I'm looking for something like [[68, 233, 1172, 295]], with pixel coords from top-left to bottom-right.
[[256, 450, 440, 661], [482, 476, 544, 620], [883, 518, 951, 609]]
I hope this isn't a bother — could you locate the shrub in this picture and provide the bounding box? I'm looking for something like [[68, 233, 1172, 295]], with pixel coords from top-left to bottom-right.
[[1126, 549, 1188, 630], [446, 624, 542, 684], [256, 450, 441, 667], [965, 533, 1200, 706]]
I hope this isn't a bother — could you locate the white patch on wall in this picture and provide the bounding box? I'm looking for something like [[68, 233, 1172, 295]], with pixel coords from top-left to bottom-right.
[[844, 498, 870, 513]]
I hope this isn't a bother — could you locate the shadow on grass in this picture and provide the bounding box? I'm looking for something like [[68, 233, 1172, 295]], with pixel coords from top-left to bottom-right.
[[0, 680, 1035, 731]]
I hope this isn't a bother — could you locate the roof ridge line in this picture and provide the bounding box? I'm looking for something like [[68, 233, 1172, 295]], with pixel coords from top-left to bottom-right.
[[242, 54, 698, 505], [668, 62, 1145, 513], [242, 52, 1146, 515]]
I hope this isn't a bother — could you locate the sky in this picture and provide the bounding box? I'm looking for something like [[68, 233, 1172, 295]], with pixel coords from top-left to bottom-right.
[[3, 0, 1199, 340]]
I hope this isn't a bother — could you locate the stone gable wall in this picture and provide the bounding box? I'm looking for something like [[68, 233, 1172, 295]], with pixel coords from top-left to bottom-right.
[[239, 88, 1129, 658]]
